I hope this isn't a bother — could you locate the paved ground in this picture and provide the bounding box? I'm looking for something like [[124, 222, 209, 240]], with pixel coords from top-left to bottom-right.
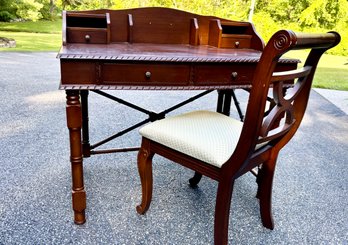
[[0, 52, 347, 244], [314, 88, 348, 115]]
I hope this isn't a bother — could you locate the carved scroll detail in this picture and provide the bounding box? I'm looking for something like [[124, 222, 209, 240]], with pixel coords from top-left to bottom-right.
[[273, 33, 289, 50]]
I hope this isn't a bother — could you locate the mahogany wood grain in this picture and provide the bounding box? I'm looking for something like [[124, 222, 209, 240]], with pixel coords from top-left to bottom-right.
[[63, 7, 264, 48], [58, 7, 297, 227], [136, 30, 340, 245], [66, 90, 86, 224]]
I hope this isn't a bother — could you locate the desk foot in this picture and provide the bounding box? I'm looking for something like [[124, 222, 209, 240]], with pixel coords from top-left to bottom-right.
[[74, 210, 86, 225]]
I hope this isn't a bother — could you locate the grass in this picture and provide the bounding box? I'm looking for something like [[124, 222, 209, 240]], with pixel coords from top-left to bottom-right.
[[0, 19, 61, 33], [0, 31, 61, 51], [0, 19, 62, 51], [0, 20, 347, 90], [286, 50, 348, 91]]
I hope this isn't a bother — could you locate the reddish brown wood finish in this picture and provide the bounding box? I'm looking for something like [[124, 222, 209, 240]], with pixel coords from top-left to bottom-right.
[[136, 30, 340, 244], [58, 43, 297, 89], [66, 90, 86, 224], [58, 7, 294, 225]]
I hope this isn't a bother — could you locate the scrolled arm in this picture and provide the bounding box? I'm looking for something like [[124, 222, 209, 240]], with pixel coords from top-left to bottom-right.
[[293, 31, 341, 50]]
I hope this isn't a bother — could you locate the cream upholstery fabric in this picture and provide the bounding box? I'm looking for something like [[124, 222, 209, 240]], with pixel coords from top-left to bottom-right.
[[139, 110, 243, 168]]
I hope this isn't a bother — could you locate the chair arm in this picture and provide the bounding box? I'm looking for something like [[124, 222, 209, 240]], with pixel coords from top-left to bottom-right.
[[293, 31, 340, 50]]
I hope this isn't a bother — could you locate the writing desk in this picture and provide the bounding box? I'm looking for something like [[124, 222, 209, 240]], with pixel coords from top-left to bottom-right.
[[58, 7, 297, 224]]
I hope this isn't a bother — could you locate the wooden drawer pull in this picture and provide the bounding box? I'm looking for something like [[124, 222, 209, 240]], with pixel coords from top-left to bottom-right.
[[235, 41, 240, 48], [85, 35, 91, 42]]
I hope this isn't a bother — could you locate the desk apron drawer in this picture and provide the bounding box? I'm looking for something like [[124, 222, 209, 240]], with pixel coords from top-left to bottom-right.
[[61, 61, 96, 84], [194, 64, 254, 86], [101, 63, 190, 86]]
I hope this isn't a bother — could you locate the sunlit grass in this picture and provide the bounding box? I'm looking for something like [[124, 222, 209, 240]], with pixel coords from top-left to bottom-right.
[[314, 67, 348, 90], [0, 19, 61, 33], [286, 50, 348, 91], [0, 31, 61, 51]]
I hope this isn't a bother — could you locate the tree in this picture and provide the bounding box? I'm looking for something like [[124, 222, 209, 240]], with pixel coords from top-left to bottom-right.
[[14, 0, 44, 21], [299, 0, 348, 29]]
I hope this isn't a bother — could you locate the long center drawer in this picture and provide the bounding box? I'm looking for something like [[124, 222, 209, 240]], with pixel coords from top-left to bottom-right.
[[60, 60, 288, 88]]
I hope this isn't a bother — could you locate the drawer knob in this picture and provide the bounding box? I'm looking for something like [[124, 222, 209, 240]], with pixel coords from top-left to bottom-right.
[[85, 35, 91, 42], [235, 41, 240, 48], [231, 72, 238, 79], [145, 71, 151, 78]]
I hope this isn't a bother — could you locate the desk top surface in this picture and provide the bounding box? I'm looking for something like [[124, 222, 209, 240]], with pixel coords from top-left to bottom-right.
[[58, 43, 297, 64]]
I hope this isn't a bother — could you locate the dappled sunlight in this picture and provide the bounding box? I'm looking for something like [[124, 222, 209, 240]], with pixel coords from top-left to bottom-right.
[[25, 90, 65, 106], [0, 119, 30, 138], [0, 91, 66, 139], [301, 108, 348, 145]]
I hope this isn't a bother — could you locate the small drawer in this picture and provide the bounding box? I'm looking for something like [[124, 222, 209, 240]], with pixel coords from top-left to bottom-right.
[[67, 27, 108, 44], [101, 63, 191, 86], [60, 61, 96, 84], [220, 34, 252, 49], [194, 64, 254, 86]]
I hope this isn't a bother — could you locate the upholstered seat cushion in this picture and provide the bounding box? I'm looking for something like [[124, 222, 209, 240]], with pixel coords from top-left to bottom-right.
[[139, 110, 243, 168]]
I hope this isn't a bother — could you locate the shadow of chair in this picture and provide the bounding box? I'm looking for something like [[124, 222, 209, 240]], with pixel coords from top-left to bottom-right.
[[135, 30, 340, 244]]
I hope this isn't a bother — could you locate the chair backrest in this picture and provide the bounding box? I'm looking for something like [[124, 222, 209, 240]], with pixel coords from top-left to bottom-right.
[[231, 30, 340, 169]]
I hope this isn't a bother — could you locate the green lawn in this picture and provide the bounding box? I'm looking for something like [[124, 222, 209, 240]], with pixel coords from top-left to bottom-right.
[[0, 19, 61, 33], [314, 67, 348, 90], [0, 20, 62, 51], [0, 31, 61, 51], [286, 50, 348, 90], [0, 20, 347, 90]]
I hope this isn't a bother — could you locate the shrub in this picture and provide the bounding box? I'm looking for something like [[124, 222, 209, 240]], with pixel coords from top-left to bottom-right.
[[0, 10, 15, 22], [14, 0, 43, 21]]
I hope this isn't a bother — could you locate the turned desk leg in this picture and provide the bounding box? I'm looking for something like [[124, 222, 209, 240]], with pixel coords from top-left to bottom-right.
[[66, 90, 86, 224], [81, 90, 91, 157]]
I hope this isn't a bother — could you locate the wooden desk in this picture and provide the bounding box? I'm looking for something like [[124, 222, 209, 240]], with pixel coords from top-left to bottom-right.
[[58, 7, 297, 224]]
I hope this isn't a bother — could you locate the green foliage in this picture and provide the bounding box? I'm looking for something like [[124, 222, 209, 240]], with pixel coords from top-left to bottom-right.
[[37, 0, 59, 20], [0, 0, 12, 10], [109, 0, 250, 20], [0, 11, 15, 22], [253, 0, 348, 56], [298, 0, 346, 29], [256, 0, 309, 24], [14, 0, 43, 21]]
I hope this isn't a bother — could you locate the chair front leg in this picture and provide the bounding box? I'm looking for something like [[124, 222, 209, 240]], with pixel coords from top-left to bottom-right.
[[136, 138, 154, 215], [214, 179, 235, 245], [258, 153, 278, 230]]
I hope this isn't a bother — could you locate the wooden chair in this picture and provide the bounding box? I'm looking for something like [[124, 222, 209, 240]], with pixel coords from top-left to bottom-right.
[[135, 30, 340, 244]]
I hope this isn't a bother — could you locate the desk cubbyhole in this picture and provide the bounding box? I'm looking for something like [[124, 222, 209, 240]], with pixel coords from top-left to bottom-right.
[[64, 11, 111, 44], [209, 20, 252, 49]]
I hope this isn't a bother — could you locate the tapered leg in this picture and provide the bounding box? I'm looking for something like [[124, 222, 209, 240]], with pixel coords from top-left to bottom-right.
[[214, 179, 235, 245], [189, 172, 202, 188], [66, 90, 86, 224], [257, 154, 278, 230], [136, 139, 154, 214]]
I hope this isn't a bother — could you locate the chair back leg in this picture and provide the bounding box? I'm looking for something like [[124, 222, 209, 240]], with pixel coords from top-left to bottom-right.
[[257, 151, 278, 230]]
